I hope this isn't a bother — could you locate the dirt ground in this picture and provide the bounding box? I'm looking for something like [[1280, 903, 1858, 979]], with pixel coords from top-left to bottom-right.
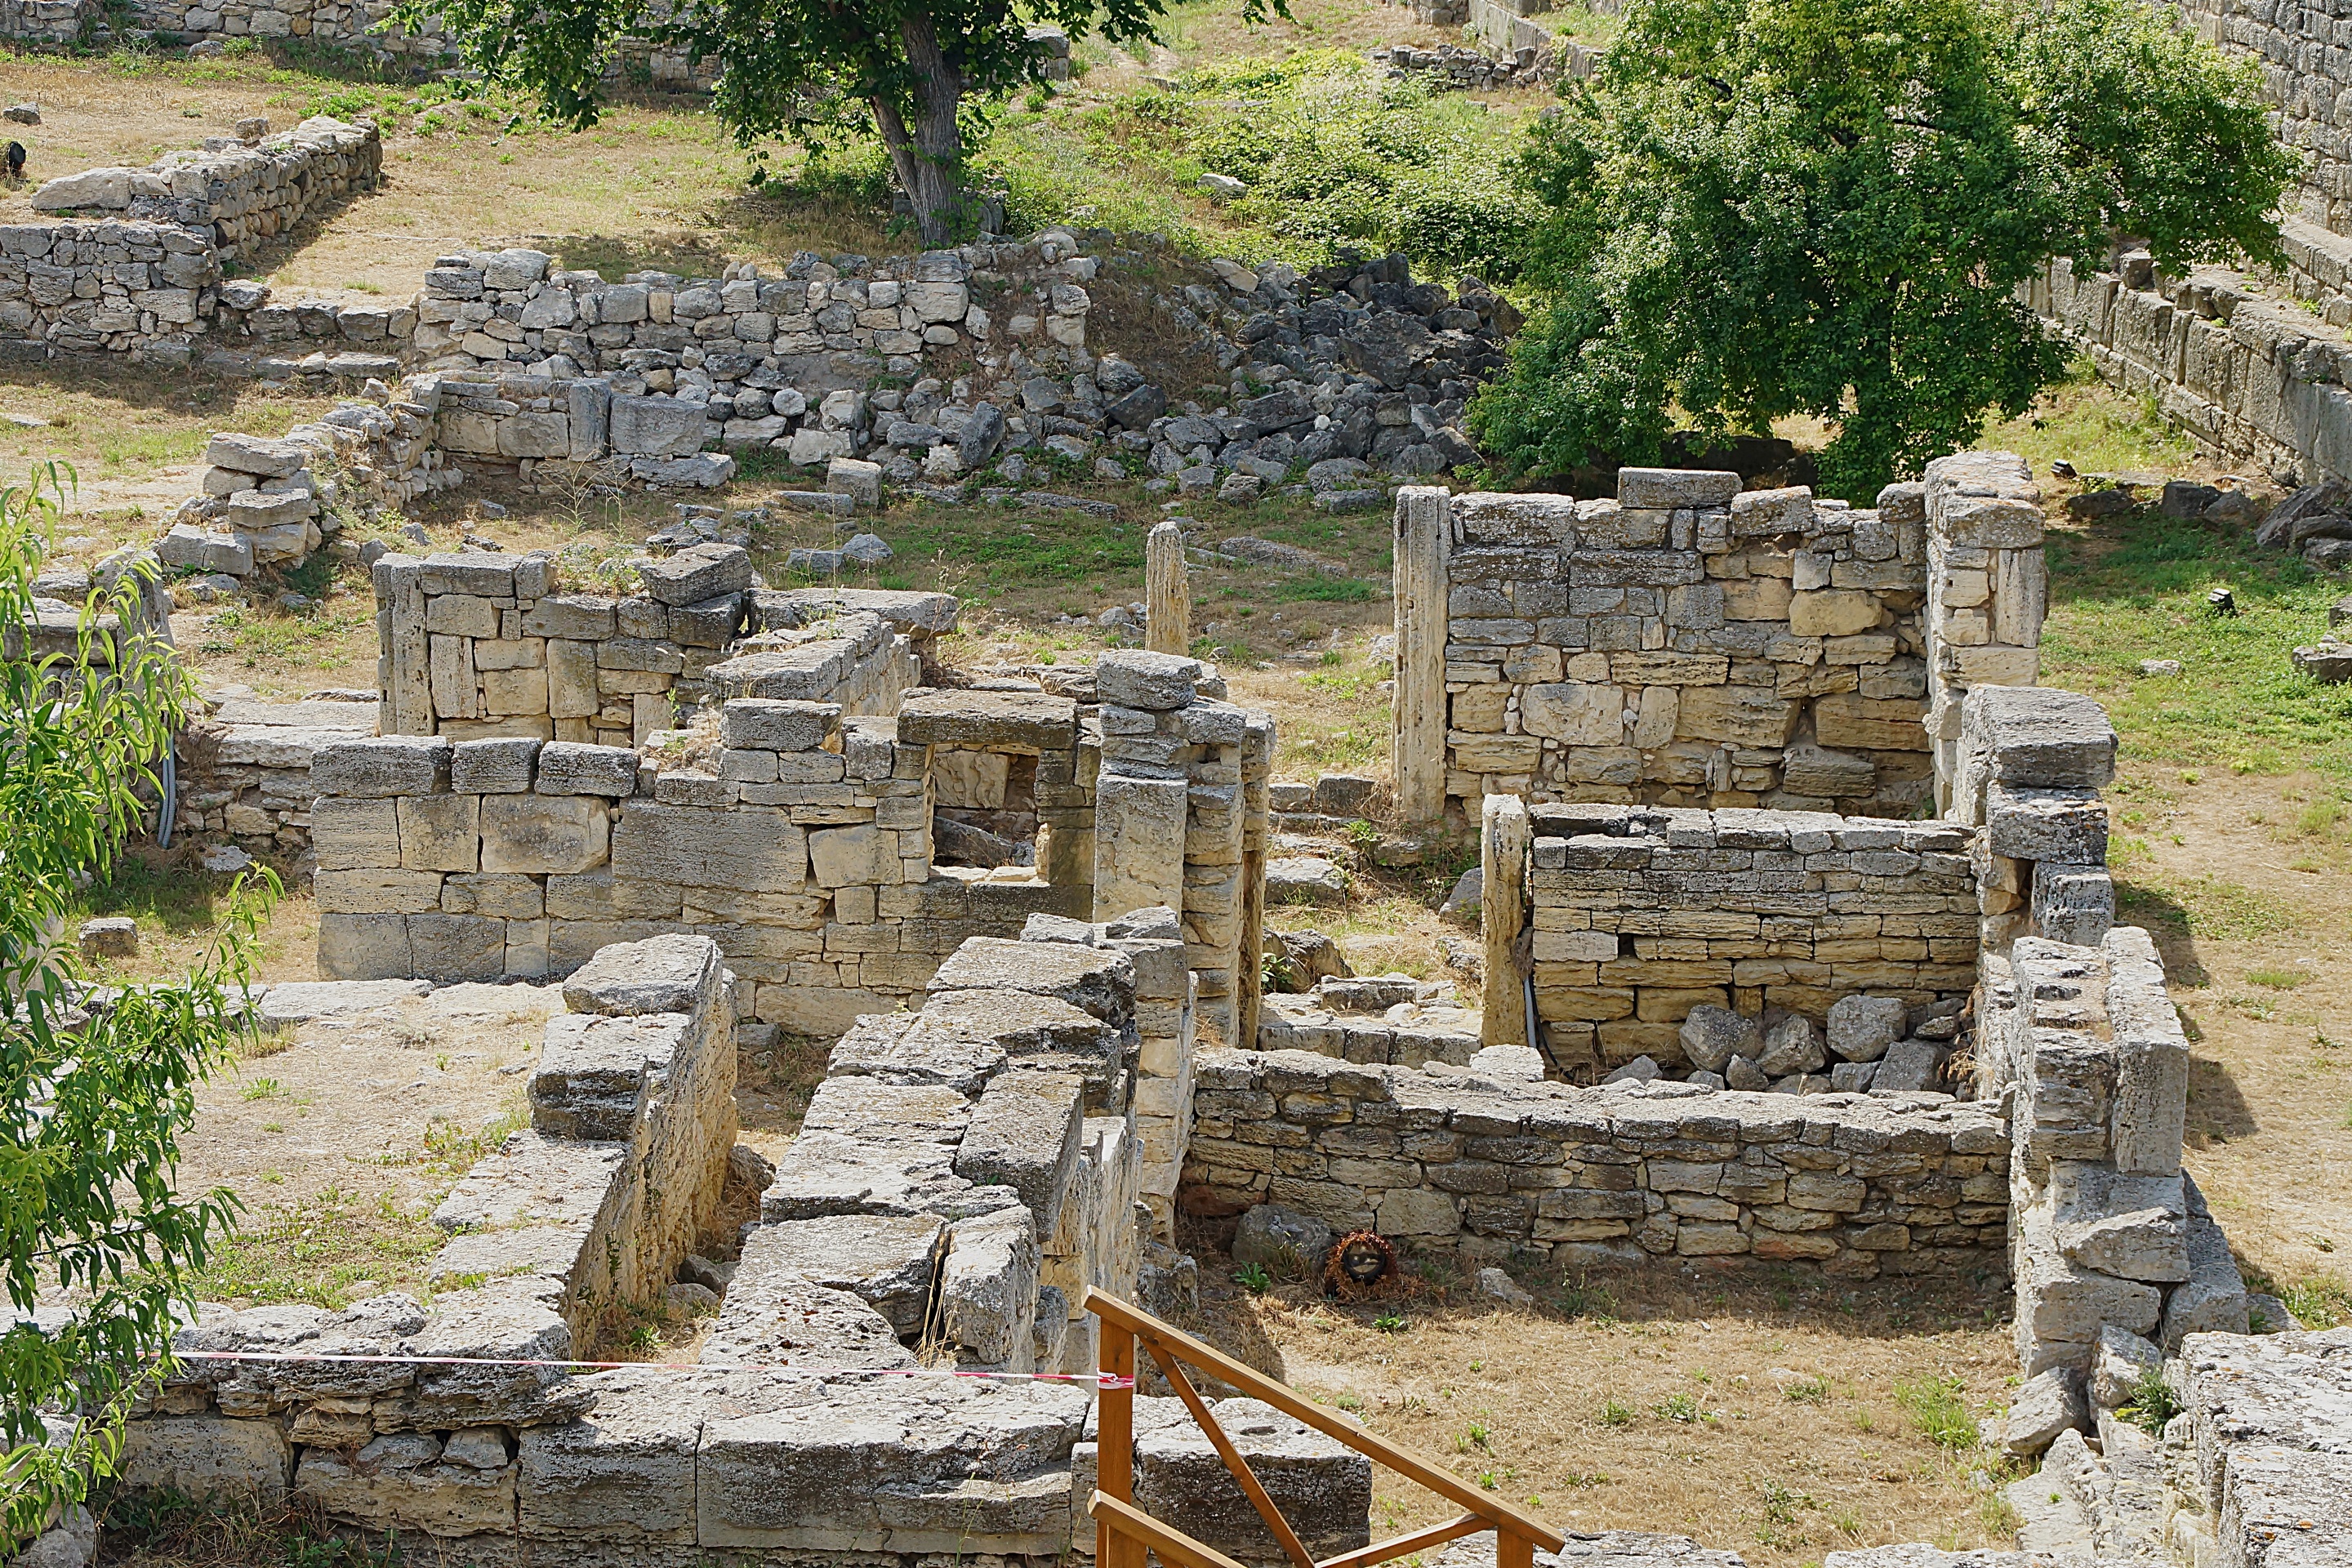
[[1179, 1261, 2018, 1568]]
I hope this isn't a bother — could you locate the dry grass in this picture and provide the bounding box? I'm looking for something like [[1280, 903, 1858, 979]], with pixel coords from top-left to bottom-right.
[[1179, 1260, 2020, 1567]]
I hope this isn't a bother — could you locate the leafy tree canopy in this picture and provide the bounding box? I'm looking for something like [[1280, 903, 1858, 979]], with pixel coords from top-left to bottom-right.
[[412, 0, 1281, 243], [0, 470, 274, 1552], [1470, 0, 2296, 498]]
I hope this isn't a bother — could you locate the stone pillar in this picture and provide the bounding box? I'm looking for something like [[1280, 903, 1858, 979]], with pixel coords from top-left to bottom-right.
[[1236, 713, 1275, 1053], [1922, 451, 2048, 813], [1480, 792, 1530, 1049], [1145, 519, 1190, 656], [1392, 486, 1450, 826], [372, 553, 434, 735]]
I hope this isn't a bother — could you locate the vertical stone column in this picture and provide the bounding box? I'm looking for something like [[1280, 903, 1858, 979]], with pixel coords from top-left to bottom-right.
[[1480, 792, 1530, 1049], [372, 553, 434, 735], [1392, 486, 1451, 826], [1145, 519, 1190, 656], [1922, 450, 2048, 813], [1236, 713, 1274, 1053]]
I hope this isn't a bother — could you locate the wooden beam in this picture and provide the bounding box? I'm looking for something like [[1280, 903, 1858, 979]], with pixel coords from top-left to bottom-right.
[[1085, 1290, 1565, 1551], [1497, 1526, 1537, 1568], [1093, 1492, 1254, 1568], [1098, 1316, 1143, 1568], [1316, 1511, 1489, 1568], [1144, 1339, 1320, 1568]]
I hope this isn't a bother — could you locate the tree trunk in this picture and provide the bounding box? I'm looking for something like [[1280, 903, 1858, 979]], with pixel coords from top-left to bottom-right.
[[871, 12, 966, 247]]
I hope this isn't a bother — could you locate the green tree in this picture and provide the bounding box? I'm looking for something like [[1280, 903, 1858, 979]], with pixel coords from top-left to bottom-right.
[[413, 0, 1283, 246], [0, 470, 276, 1552], [1471, 0, 2295, 498]]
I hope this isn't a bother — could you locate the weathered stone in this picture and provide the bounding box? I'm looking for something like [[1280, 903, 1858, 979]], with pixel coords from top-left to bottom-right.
[[1827, 995, 1906, 1062], [953, 1069, 1085, 1236], [563, 932, 720, 1018], [1999, 1367, 2084, 1458], [480, 793, 610, 875], [314, 737, 452, 798], [537, 742, 640, 797], [734, 1214, 947, 1337], [637, 542, 753, 606]]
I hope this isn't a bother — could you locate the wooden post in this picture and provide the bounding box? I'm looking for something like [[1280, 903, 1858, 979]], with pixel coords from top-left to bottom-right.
[[1098, 1316, 1142, 1568], [1496, 1527, 1537, 1568], [1392, 487, 1450, 826], [1481, 792, 1530, 1049], [1146, 519, 1190, 655]]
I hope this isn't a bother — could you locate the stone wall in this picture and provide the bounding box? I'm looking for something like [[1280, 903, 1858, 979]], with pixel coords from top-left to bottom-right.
[[1521, 804, 1981, 1078], [1391, 451, 2047, 826], [2029, 253, 2352, 486], [32, 116, 381, 261], [1180, 1047, 2011, 1279], [0, 220, 221, 359], [368, 543, 937, 746]]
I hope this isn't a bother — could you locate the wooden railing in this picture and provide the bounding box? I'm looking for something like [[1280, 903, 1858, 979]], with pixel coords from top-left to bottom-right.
[[1085, 1289, 1566, 1568]]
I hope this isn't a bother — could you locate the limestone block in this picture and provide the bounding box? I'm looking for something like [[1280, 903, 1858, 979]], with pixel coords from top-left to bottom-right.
[[637, 543, 752, 607], [608, 395, 707, 457], [898, 688, 1079, 751], [1828, 995, 1906, 1062], [805, 822, 895, 888], [940, 1205, 1039, 1366], [314, 737, 452, 798], [205, 431, 307, 478], [2158, 1211, 2248, 1350], [735, 1214, 947, 1337], [1094, 773, 1187, 920], [1998, 1367, 2086, 1458], [294, 1446, 519, 1538], [719, 698, 840, 752], [1096, 650, 1201, 710], [480, 793, 610, 875], [313, 796, 401, 869], [316, 868, 445, 915], [119, 1415, 291, 1505], [1375, 1187, 1459, 1236], [1962, 685, 2117, 790], [611, 802, 807, 893], [1678, 684, 1800, 747], [1521, 681, 1622, 745], [1986, 784, 2108, 864], [2089, 1324, 2162, 1412], [2051, 1164, 2188, 1282], [928, 938, 1137, 1027], [1813, 693, 1928, 752], [441, 873, 545, 920], [1790, 590, 1884, 637], [532, 1012, 687, 1138], [398, 794, 479, 873], [537, 742, 639, 797], [317, 912, 413, 979], [409, 913, 507, 983], [564, 933, 722, 1018], [955, 1069, 1086, 1237], [482, 666, 550, 715], [2012, 1209, 2162, 1375], [2032, 862, 2113, 947], [1133, 1396, 1373, 1561], [425, 594, 501, 639], [516, 1367, 702, 1543]]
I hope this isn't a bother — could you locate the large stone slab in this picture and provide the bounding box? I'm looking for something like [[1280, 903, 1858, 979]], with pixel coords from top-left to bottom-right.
[[562, 932, 721, 1018], [735, 1214, 948, 1338], [530, 1013, 688, 1140], [698, 1270, 915, 1370], [611, 802, 808, 892], [954, 1068, 1085, 1238], [517, 1366, 703, 1544], [1133, 1394, 1372, 1560], [928, 938, 1136, 1027], [898, 688, 1079, 751], [636, 542, 752, 605]]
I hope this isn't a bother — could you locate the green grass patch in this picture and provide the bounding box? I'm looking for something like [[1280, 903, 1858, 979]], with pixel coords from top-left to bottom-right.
[[1271, 574, 1379, 602], [192, 1185, 448, 1310], [2245, 967, 2313, 990], [2039, 508, 2352, 781], [1894, 1374, 1979, 1450], [1981, 358, 2196, 477], [2115, 871, 2303, 940]]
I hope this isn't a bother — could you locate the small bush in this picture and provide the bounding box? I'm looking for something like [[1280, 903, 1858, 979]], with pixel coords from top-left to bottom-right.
[[1894, 1374, 1980, 1450], [2118, 1365, 2180, 1435]]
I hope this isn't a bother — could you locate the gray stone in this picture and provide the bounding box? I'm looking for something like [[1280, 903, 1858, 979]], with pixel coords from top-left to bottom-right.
[[1965, 684, 2118, 790], [1756, 1013, 1824, 1076], [2033, 862, 2114, 947], [698, 1268, 915, 1370], [735, 1214, 947, 1337], [929, 938, 1135, 1027], [531, 1012, 685, 1139], [939, 1206, 1039, 1366], [78, 915, 139, 960], [1096, 649, 1202, 710], [1869, 1039, 1943, 1095], [536, 742, 639, 797], [1602, 1055, 1661, 1084], [952, 1068, 1085, 1236], [2089, 1324, 2163, 1412], [1437, 866, 1481, 927], [1134, 1396, 1372, 1560], [450, 737, 540, 794], [313, 736, 453, 799], [637, 542, 752, 605], [1827, 994, 1906, 1062], [1985, 783, 2109, 864], [2000, 1367, 2084, 1457], [1829, 1060, 1878, 1093], [2159, 1211, 2248, 1350], [1267, 856, 1349, 906], [608, 395, 709, 457], [563, 933, 721, 1018], [515, 1366, 701, 1544], [1232, 1204, 1333, 1277], [898, 688, 1078, 751], [205, 431, 307, 478], [1726, 1054, 1769, 1090], [719, 698, 840, 752], [1677, 1005, 1759, 1074]]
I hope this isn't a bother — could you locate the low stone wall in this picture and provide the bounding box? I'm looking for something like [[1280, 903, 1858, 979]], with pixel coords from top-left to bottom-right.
[[2029, 252, 2352, 487], [1522, 804, 1980, 1076], [368, 543, 935, 746], [33, 116, 381, 261], [0, 220, 221, 358], [1181, 1049, 2011, 1279]]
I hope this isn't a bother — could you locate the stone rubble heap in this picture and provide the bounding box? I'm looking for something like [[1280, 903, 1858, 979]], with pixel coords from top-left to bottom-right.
[[31, 115, 381, 261], [1256, 971, 1484, 1068], [1369, 40, 1548, 89]]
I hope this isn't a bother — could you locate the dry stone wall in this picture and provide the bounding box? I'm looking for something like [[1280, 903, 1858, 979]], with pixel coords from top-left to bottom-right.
[[1522, 804, 1981, 1078], [1180, 1048, 2011, 1280], [31, 116, 381, 261]]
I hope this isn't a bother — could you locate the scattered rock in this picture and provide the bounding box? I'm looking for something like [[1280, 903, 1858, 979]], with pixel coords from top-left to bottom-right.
[[2137, 658, 2182, 677], [78, 916, 139, 960], [841, 532, 893, 566], [2000, 1367, 2083, 1458], [1272, 929, 1352, 991], [1267, 856, 1349, 906], [1755, 1013, 1824, 1076], [1438, 866, 1481, 927], [1474, 1267, 1537, 1308], [1199, 172, 1247, 202], [2, 104, 39, 126], [1826, 994, 1907, 1062], [1232, 1204, 1332, 1277], [1602, 1055, 1660, 1084], [199, 844, 255, 875], [1678, 1004, 1761, 1074], [1726, 1054, 1769, 1091], [2292, 638, 2352, 683]]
